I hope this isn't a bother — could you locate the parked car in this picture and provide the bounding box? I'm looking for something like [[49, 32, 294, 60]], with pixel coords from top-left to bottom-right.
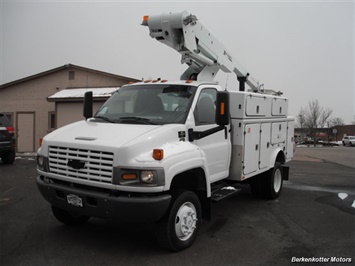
[[0, 113, 15, 164], [342, 136, 355, 146]]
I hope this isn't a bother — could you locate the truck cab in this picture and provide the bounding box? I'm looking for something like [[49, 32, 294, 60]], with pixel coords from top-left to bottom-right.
[[37, 80, 233, 250]]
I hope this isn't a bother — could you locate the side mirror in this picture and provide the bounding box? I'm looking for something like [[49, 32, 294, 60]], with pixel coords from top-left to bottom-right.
[[83, 91, 93, 119], [216, 91, 230, 126]]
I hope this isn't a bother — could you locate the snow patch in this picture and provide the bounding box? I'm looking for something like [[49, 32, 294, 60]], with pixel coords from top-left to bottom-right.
[[222, 186, 237, 191], [48, 87, 119, 99], [338, 193, 348, 200]]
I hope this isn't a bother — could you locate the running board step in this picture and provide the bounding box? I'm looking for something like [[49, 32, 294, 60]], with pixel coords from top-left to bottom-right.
[[211, 184, 242, 202]]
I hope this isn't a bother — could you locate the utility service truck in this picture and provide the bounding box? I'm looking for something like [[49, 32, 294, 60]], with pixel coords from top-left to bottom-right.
[[36, 11, 294, 251]]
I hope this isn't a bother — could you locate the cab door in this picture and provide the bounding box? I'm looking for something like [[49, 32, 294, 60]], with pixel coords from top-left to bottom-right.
[[192, 87, 230, 182]]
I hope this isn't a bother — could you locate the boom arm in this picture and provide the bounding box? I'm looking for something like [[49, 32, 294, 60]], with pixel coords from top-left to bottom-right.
[[142, 11, 260, 91]]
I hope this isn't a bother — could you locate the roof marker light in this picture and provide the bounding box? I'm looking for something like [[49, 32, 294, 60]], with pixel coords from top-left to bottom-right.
[[142, 16, 149, 26]]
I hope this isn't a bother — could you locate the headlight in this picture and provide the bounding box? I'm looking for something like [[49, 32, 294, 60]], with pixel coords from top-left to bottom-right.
[[37, 155, 44, 170], [140, 171, 154, 183], [37, 155, 48, 171], [113, 167, 165, 186]]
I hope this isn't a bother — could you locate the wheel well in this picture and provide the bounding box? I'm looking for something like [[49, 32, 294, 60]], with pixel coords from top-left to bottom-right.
[[276, 151, 286, 164], [170, 168, 206, 191], [170, 168, 211, 220]]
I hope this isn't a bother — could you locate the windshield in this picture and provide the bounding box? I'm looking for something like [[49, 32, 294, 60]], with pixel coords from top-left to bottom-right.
[[95, 84, 197, 125]]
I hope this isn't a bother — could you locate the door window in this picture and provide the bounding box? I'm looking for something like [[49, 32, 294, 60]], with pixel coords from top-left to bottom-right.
[[194, 88, 217, 125]]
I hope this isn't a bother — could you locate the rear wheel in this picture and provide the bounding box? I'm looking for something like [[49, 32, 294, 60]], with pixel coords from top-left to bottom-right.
[[51, 205, 90, 226], [250, 162, 284, 199], [264, 162, 283, 199], [155, 190, 201, 251]]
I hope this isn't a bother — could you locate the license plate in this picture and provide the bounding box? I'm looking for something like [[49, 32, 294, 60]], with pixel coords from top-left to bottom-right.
[[67, 194, 83, 207]]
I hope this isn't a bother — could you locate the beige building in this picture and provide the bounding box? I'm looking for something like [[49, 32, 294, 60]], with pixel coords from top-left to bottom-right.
[[0, 64, 139, 153]]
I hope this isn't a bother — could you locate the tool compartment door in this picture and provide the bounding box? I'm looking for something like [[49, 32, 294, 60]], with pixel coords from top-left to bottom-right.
[[259, 123, 271, 170], [243, 124, 260, 175], [286, 120, 295, 159], [271, 122, 287, 145]]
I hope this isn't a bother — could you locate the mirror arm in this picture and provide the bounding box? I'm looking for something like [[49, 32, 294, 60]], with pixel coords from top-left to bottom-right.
[[188, 126, 225, 142]]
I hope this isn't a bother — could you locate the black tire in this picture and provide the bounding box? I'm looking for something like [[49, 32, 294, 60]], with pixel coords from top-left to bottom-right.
[[250, 163, 284, 199], [263, 162, 284, 199], [1, 149, 15, 164], [155, 191, 201, 251], [51, 205, 90, 226]]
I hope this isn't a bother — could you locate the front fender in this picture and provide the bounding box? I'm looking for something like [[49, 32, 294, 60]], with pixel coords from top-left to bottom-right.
[[164, 148, 211, 197]]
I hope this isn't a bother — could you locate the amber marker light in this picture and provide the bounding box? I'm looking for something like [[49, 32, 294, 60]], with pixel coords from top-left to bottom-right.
[[142, 15, 149, 26], [122, 173, 137, 180], [220, 102, 225, 115], [153, 149, 164, 160]]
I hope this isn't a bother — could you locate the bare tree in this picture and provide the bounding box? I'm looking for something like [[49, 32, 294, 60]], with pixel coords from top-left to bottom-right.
[[319, 107, 333, 128], [296, 108, 307, 143], [300, 99, 333, 145], [296, 108, 306, 128], [330, 117, 344, 127]]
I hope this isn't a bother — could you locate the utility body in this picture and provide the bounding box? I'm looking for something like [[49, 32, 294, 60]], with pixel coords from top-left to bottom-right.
[[36, 11, 294, 251]]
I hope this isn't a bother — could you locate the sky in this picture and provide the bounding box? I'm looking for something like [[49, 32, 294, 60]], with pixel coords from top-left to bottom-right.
[[1, 0, 354, 124]]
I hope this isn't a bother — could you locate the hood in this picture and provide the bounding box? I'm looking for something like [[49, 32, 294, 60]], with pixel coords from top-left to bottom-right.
[[42, 120, 160, 151]]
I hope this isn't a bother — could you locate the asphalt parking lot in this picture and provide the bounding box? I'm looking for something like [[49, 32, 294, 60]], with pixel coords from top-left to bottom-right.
[[1, 147, 354, 265]]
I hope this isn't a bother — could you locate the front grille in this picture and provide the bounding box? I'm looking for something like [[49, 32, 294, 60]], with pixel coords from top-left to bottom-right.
[[48, 146, 114, 183]]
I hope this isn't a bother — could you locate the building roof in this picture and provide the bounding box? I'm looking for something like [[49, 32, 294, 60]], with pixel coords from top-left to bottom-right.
[[0, 64, 139, 89], [47, 87, 119, 102]]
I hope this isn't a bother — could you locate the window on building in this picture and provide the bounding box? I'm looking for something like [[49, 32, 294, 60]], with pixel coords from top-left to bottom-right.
[[3, 113, 14, 125], [69, 71, 75, 80], [48, 112, 56, 130]]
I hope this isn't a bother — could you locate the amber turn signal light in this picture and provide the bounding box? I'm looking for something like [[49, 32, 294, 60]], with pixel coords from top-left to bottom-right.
[[153, 149, 164, 160]]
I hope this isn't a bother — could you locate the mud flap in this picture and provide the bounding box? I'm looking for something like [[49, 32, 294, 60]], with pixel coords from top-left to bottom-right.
[[282, 165, 290, 181]]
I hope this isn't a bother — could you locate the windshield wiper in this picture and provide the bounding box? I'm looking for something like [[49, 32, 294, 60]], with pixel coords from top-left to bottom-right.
[[94, 116, 115, 123], [118, 117, 157, 125]]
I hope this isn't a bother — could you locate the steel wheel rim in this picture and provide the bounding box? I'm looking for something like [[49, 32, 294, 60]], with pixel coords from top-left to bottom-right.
[[274, 168, 282, 193], [175, 202, 198, 241]]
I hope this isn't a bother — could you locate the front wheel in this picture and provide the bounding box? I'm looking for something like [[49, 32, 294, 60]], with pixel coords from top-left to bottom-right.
[[51, 205, 90, 226], [155, 191, 201, 251]]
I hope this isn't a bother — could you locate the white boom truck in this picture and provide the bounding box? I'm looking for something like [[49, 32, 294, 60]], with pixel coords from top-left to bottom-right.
[[36, 11, 294, 251]]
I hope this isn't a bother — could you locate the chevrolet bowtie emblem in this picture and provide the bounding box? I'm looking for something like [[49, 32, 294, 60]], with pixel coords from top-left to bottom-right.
[[67, 159, 86, 170]]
